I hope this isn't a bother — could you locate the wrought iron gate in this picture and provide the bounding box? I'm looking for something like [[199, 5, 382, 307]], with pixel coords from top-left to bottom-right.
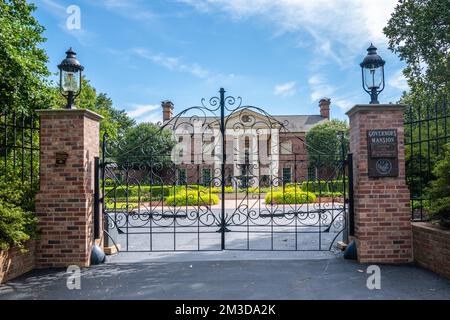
[[99, 89, 351, 252]]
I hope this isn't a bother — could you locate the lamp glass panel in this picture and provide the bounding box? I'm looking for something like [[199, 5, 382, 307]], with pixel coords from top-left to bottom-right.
[[363, 65, 382, 89], [62, 70, 80, 92]]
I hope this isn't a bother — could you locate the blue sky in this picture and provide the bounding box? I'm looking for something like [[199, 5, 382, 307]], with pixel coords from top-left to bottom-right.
[[34, 0, 408, 123]]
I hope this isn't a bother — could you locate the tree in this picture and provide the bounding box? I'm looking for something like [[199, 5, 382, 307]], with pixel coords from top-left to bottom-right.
[[426, 143, 450, 228], [52, 77, 135, 140], [0, 0, 56, 114], [383, 0, 450, 99], [305, 120, 349, 178], [110, 122, 175, 170], [384, 0, 450, 206]]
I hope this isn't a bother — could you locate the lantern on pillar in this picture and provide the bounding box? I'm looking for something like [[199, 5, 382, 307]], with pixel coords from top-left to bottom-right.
[[58, 48, 84, 109], [360, 43, 385, 104]]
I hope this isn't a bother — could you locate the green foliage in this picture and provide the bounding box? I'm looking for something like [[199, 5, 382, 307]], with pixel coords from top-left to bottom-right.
[[104, 185, 173, 199], [52, 78, 135, 141], [0, 0, 56, 114], [210, 186, 234, 193], [265, 190, 316, 205], [301, 180, 345, 194], [0, 179, 38, 251], [384, 0, 450, 98], [305, 119, 349, 168], [165, 190, 219, 206], [426, 143, 450, 227], [384, 1, 449, 201], [112, 122, 175, 168]]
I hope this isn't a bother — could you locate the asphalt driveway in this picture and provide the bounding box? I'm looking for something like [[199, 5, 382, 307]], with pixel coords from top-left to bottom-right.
[[1, 252, 450, 300]]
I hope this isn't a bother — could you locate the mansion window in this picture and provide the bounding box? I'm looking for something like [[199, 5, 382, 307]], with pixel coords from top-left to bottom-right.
[[178, 168, 187, 185], [282, 167, 292, 183], [202, 168, 211, 186], [308, 166, 317, 181], [280, 140, 292, 155]]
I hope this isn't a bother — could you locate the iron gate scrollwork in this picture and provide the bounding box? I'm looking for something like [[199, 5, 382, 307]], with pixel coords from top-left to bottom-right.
[[100, 88, 350, 252]]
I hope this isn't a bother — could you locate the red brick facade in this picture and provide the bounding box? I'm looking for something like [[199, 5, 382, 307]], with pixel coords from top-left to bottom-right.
[[35, 109, 102, 268], [412, 222, 450, 278], [0, 241, 36, 284], [347, 105, 413, 263]]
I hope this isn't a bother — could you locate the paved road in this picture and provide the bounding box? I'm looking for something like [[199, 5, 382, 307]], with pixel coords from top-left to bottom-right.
[[1, 253, 450, 300], [106, 203, 346, 251]]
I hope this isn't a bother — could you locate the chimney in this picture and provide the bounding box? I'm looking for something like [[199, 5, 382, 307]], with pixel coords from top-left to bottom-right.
[[319, 98, 330, 119], [161, 100, 174, 122]]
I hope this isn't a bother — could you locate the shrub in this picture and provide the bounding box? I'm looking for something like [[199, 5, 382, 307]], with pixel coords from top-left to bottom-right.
[[426, 143, 450, 228], [317, 191, 343, 197], [165, 190, 220, 206], [238, 187, 261, 194], [210, 186, 234, 193], [0, 179, 38, 251], [301, 180, 345, 194], [265, 190, 316, 205], [104, 185, 173, 198]]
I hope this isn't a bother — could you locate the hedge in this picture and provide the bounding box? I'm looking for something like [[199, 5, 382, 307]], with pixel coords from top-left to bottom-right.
[[104, 185, 208, 198], [210, 186, 234, 194], [0, 179, 38, 251], [265, 190, 316, 205], [300, 180, 345, 193], [165, 190, 220, 206]]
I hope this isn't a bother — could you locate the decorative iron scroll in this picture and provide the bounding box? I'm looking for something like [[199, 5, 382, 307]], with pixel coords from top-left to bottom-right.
[[101, 89, 348, 252]]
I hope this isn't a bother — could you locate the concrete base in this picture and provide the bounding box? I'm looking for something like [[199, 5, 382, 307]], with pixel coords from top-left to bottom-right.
[[336, 241, 348, 251], [104, 245, 120, 256]]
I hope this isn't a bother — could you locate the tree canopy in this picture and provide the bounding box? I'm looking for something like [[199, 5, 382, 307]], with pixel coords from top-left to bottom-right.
[[110, 122, 176, 169], [52, 77, 136, 140], [305, 119, 349, 168], [0, 0, 56, 114], [384, 0, 450, 100], [384, 0, 450, 211]]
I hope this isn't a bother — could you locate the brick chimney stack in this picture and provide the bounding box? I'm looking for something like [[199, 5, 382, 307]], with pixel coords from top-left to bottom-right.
[[319, 98, 331, 119], [162, 100, 174, 122]]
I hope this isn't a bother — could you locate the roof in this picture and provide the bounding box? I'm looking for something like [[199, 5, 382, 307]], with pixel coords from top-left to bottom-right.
[[271, 115, 328, 132], [166, 108, 328, 133]]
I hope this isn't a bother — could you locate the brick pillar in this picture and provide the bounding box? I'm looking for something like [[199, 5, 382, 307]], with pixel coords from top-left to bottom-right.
[[346, 104, 412, 264], [35, 109, 103, 268]]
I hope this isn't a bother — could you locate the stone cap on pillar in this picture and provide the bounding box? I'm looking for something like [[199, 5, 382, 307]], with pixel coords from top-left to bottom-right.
[[36, 108, 104, 122], [346, 104, 406, 117]]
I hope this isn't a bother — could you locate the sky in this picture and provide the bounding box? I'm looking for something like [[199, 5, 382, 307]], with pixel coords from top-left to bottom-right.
[[33, 0, 409, 123]]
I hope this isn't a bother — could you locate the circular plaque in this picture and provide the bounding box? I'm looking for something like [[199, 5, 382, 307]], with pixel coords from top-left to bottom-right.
[[376, 159, 392, 175]]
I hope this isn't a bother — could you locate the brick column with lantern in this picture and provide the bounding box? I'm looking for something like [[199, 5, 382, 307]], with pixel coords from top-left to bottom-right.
[[347, 105, 413, 263], [35, 109, 103, 268], [346, 44, 413, 263]]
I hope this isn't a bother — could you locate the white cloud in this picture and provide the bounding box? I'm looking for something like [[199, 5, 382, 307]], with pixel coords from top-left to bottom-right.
[[181, 0, 397, 69], [127, 104, 162, 123], [39, 0, 96, 45], [100, 0, 155, 20], [133, 48, 210, 79], [308, 74, 337, 101], [40, 0, 66, 17], [332, 96, 358, 112], [388, 69, 409, 91], [181, 0, 395, 43], [274, 81, 297, 97]]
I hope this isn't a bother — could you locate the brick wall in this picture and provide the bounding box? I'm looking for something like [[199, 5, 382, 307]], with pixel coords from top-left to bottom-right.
[[0, 241, 36, 284], [347, 105, 413, 263], [412, 222, 450, 278], [35, 109, 102, 268]]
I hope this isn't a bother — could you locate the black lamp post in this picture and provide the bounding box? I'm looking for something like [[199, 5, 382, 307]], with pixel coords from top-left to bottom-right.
[[58, 48, 84, 109], [360, 43, 385, 104]]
